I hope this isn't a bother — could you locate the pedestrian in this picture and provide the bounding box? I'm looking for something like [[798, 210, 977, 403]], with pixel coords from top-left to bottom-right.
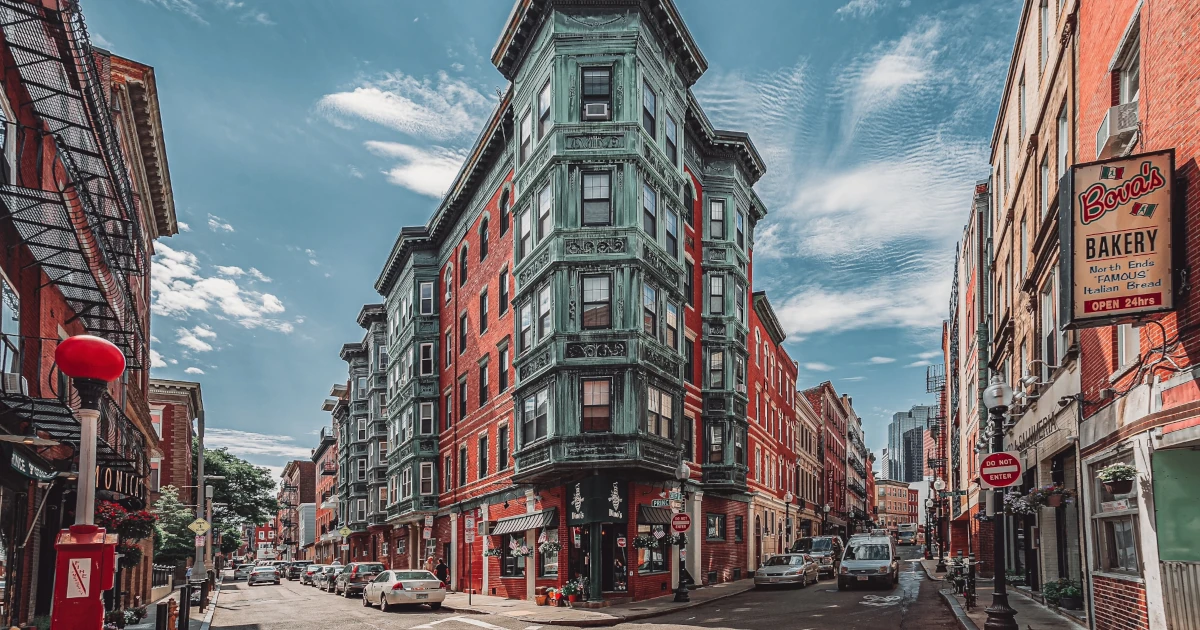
[[424, 555, 435, 573], [435, 558, 449, 585]]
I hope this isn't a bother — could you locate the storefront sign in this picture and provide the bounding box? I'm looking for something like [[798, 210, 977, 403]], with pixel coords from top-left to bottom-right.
[[1012, 413, 1059, 453], [8, 447, 56, 481], [567, 476, 628, 525], [97, 465, 146, 503], [1100, 499, 1133, 513], [1061, 149, 1177, 328]]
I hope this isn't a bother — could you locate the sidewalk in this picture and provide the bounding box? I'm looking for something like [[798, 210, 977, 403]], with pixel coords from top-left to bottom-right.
[[443, 579, 755, 627], [918, 559, 1084, 630], [128, 574, 225, 630]]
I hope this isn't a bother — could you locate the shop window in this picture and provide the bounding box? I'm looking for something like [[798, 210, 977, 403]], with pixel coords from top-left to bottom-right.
[[501, 536, 526, 577], [1090, 455, 1141, 575], [539, 528, 559, 577], [636, 525, 667, 573]]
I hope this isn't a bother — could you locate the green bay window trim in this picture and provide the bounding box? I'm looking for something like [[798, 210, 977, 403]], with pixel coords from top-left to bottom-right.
[[708, 424, 723, 464], [519, 208, 532, 259], [665, 209, 679, 257], [538, 183, 553, 240], [581, 274, 612, 329], [709, 274, 725, 315], [581, 377, 613, 433], [480, 289, 489, 333], [520, 109, 533, 162], [736, 212, 745, 249], [478, 434, 489, 479], [709, 348, 725, 388], [538, 285, 552, 339], [420, 343, 435, 375], [419, 402, 435, 434], [643, 183, 657, 236], [734, 427, 744, 464], [420, 281, 435, 315], [706, 513, 727, 541], [401, 468, 412, 498], [643, 283, 658, 336], [419, 462, 434, 495], [642, 81, 657, 136], [522, 387, 550, 445], [498, 425, 510, 470], [582, 171, 612, 226], [665, 302, 679, 349], [735, 283, 745, 323], [581, 67, 613, 120], [520, 302, 534, 352], [645, 385, 672, 439], [664, 115, 678, 165], [710, 199, 725, 240], [538, 79, 552, 137]]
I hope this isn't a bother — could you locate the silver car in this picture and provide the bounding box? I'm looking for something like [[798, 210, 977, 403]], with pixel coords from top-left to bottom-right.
[[754, 554, 819, 588], [837, 536, 900, 590], [247, 566, 280, 586], [233, 564, 253, 581], [361, 570, 446, 612]]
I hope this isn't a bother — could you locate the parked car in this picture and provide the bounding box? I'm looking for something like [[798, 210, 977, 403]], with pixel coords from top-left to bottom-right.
[[248, 566, 281, 586], [790, 536, 844, 577], [838, 536, 900, 590], [753, 554, 820, 588], [318, 565, 345, 592], [301, 564, 326, 586], [336, 562, 387, 598], [286, 561, 311, 580], [361, 570, 446, 612], [233, 564, 254, 581]]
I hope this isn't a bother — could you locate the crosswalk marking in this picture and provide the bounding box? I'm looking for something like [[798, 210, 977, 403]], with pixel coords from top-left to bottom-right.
[[411, 616, 508, 630]]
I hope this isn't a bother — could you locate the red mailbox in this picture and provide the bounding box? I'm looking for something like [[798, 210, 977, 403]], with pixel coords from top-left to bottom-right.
[[51, 524, 118, 630]]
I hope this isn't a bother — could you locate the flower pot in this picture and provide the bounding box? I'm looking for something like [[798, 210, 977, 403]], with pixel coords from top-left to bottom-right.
[[1059, 595, 1083, 610], [567, 594, 579, 603], [535, 595, 548, 606], [1103, 479, 1134, 495], [1046, 494, 1064, 508]]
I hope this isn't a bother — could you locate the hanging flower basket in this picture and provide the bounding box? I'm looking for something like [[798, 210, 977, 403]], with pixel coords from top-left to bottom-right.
[[1098, 463, 1136, 495], [632, 535, 659, 549], [96, 501, 128, 531], [117, 542, 143, 568], [1002, 493, 1036, 516], [482, 548, 503, 558], [1027, 485, 1075, 509], [511, 545, 534, 558], [538, 541, 561, 554], [118, 510, 158, 541]]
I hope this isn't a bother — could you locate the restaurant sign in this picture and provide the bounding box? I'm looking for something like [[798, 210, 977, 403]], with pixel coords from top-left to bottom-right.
[[1061, 149, 1177, 328], [567, 476, 628, 525]]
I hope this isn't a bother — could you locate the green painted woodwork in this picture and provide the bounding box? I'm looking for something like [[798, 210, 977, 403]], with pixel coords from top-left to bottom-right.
[[1152, 448, 1200, 562]]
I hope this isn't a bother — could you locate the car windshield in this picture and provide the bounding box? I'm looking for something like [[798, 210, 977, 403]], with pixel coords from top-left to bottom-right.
[[252, 567, 274, 573], [845, 544, 891, 561], [764, 555, 805, 566], [810, 538, 832, 552], [394, 571, 438, 580], [791, 539, 813, 552]]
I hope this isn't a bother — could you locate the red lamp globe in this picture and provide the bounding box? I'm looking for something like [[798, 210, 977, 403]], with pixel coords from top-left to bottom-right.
[[54, 335, 126, 382]]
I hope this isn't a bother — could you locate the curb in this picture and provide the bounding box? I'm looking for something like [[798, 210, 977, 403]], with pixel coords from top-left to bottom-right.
[[918, 561, 978, 630], [198, 582, 222, 630]]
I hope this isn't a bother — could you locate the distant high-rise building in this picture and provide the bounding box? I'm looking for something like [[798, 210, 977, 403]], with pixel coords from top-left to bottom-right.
[[888, 405, 934, 482], [879, 448, 891, 481]]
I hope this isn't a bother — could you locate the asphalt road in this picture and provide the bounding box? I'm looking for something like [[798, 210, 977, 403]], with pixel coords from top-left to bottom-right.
[[211, 546, 957, 630]]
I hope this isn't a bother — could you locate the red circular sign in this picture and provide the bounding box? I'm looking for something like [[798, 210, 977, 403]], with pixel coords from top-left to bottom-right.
[[979, 452, 1022, 488], [671, 513, 691, 533]]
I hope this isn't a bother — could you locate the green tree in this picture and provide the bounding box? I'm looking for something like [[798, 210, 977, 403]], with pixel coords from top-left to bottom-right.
[[193, 444, 280, 526], [152, 486, 196, 564]]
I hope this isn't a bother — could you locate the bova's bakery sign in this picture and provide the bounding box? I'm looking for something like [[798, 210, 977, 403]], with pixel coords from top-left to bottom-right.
[[1061, 149, 1177, 327]]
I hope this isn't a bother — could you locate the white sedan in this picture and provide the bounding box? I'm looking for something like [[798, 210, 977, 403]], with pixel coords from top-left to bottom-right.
[[362, 570, 446, 612], [247, 566, 280, 586]]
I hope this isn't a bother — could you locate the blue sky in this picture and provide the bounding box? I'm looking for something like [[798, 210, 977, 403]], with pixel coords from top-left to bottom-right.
[[87, 0, 1020, 476]]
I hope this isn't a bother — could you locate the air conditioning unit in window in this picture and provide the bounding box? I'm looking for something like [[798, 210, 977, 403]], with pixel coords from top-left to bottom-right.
[[583, 102, 609, 120], [1095, 101, 1139, 159], [2, 372, 27, 396]]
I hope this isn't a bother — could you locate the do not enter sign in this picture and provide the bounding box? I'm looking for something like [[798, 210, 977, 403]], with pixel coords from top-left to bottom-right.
[[980, 452, 1022, 489], [671, 513, 691, 533]]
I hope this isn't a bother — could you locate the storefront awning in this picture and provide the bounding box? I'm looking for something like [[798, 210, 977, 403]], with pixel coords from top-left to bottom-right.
[[490, 508, 557, 536], [637, 505, 673, 525]]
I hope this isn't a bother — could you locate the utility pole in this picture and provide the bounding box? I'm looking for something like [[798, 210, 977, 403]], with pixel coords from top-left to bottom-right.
[[194, 410, 206, 579]]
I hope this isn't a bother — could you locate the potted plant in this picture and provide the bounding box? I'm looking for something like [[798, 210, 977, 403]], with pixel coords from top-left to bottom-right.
[[632, 535, 659, 549], [1058, 582, 1084, 610], [1003, 493, 1036, 516], [538, 540, 561, 555], [1029, 484, 1075, 508], [561, 579, 583, 603], [534, 586, 549, 606], [1098, 463, 1137, 495]]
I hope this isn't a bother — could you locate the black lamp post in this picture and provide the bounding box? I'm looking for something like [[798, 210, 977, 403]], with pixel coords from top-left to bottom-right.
[[822, 504, 830, 535], [673, 460, 690, 603], [982, 374, 1018, 630], [933, 477, 948, 572], [924, 498, 934, 560]]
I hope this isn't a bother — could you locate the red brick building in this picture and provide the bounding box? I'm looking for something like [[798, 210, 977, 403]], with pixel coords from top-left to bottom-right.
[[802, 382, 852, 537], [311, 392, 340, 562], [148, 380, 201, 506], [278, 460, 316, 560]]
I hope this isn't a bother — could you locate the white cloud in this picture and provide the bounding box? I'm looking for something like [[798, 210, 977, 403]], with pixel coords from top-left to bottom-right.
[[184, 367, 205, 374], [248, 268, 272, 282], [318, 71, 492, 141], [150, 349, 167, 369], [177, 221, 191, 232], [774, 273, 950, 336], [906, 360, 933, 368], [176, 325, 216, 352], [242, 10, 273, 25], [364, 141, 467, 197], [348, 165, 364, 179], [836, 0, 911, 18], [138, 0, 206, 24], [867, 356, 896, 364], [451, 62, 465, 72], [915, 350, 943, 360], [205, 428, 314, 460], [151, 243, 295, 333], [842, 376, 867, 382], [215, 265, 245, 277], [803, 362, 835, 372], [207, 214, 235, 233]]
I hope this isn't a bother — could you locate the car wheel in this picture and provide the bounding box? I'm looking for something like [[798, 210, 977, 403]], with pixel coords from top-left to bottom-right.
[[429, 603, 442, 611], [380, 595, 391, 612], [362, 592, 372, 607], [344, 587, 353, 598], [836, 579, 846, 591]]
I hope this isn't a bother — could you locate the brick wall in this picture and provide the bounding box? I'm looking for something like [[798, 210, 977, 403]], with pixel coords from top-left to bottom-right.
[[1093, 574, 1150, 630], [699, 495, 748, 584]]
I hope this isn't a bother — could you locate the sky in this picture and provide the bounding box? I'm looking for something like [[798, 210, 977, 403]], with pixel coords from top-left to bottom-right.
[[86, 0, 1021, 477]]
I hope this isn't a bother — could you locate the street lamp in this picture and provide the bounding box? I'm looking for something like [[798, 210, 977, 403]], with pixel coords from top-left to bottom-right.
[[822, 504, 830, 535], [54, 335, 126, 526], [673, 460, 691, 603], [933, 477, 947, 572], [784, 492, 794, 548], [981, 373, 1018, 630], [924, 498, 934, 560]]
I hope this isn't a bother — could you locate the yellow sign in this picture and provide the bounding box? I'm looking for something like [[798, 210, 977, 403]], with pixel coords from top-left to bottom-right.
[[1065, 149, 1175, 326], [338, 526, 352, 537], [188, 518, 211, 535]]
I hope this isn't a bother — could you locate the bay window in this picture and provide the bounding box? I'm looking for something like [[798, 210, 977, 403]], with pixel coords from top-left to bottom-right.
[[581, 378, 612, 433]]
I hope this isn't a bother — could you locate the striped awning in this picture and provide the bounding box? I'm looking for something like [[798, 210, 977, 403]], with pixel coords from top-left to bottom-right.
[[489, 508, 557, 536], [638, 506, 673, 525]]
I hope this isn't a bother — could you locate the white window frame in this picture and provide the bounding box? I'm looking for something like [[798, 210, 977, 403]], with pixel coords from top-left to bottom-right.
[[420, 462, 434, 495], [420, 343, 435, 375], [420, 281, 434, 315]]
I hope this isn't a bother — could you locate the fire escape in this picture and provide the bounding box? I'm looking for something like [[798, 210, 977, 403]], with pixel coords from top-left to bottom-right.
[[0, 0, 148, 476]]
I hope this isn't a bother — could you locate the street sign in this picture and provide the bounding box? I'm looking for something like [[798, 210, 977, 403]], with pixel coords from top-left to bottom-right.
[[465, 531, 475, 543], [670, 500, 684, 512], [423, 527, 432, 540], [668, 491, 683, 501], [187, 518, 211, 536], [671, 513, 691, 533], [939, 490, 969, 497], [465, 517, 476, 532], [425, 515, 434, 527], [194, 535, 205, 546], [651, 499, 671, 508], [980, 452, 1022, 489], [338, 526, 352, 537], [340, 544, 349, 550], [616, 536, 626, 548]]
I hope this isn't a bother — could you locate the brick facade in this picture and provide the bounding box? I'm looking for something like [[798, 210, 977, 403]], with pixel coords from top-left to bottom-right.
[[147, 380, 201, 506], [1092, 575, 1150, 630]]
